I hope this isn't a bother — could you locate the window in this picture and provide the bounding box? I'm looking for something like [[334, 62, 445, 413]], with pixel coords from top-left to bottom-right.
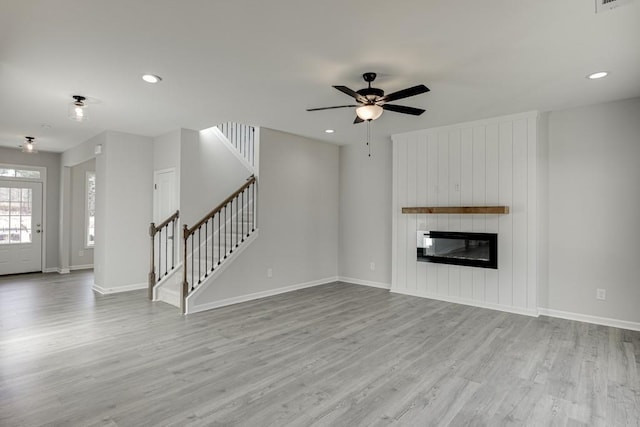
[[86, 172, 95, 247], [0, 167, 41, 179], [0, 187, 33, 244]]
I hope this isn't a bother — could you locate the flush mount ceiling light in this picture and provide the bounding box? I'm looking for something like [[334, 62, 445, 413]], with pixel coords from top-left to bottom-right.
[[587, 71, 609, 80], [22, 136, 38, 154], [142, 74, 162, 83], [324, 129, 335, 134], [69, 95, 87, 122]]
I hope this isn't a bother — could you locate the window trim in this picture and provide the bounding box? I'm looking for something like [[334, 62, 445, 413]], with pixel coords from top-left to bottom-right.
[[85, 171, 95, 249]]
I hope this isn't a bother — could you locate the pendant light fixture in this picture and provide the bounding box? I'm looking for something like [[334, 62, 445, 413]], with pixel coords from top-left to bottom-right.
[[22, 136, 38, 153], [69, 95, 87, 122]]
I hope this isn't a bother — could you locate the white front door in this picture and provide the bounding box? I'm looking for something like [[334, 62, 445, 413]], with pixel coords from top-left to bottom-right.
[[0, 180, 43, 275]]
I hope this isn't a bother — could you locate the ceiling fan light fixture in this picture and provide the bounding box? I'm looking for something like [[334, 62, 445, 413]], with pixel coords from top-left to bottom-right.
[[69, 95, 87, 122], [356, 104, 383, 121]]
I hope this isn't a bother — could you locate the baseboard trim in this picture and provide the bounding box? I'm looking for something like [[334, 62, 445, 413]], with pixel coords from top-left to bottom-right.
[[93, 282, 147, 295], [43, 267, 71, 274], [391, 287, 539, 318], [188, 276, 339, 314], [538, 308, 640, 332], [70, 264, 93, 271], [338, 276, 391, 290]]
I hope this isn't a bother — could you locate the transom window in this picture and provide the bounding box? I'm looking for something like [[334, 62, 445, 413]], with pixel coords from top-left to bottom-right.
[[0, 167, 41, 179]]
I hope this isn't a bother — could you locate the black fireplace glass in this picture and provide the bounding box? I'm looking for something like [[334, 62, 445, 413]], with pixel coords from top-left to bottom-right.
[[416, 231, 498, 269]]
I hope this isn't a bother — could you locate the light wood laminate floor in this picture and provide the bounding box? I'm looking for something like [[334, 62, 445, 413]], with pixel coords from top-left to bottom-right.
[[1, 271, 638, 426]]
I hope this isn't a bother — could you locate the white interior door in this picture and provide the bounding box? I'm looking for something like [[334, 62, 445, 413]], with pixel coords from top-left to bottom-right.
[[0, 180, 43, 275], [153, 169, 178, 277], [153, 169, 177, 223]]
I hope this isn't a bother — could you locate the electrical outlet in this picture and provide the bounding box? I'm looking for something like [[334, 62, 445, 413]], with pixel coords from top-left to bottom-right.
[[370, 262, 375, 271], [267, 268, 273, 278], [78, 250, 84, 257], [596, 288, 606, 300], [455, 183, 460, 192]]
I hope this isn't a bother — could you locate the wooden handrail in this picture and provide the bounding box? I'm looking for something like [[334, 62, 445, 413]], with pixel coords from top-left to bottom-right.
[[184, 175, 255, 237], [150, 210, 180, 236]]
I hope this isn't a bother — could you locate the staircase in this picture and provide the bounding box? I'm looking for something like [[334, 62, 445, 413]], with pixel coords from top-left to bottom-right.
[[148, 123, 258, 314]]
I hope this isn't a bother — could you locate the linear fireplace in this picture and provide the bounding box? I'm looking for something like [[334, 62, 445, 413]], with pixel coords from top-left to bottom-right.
[[416, 231, 498, 269]]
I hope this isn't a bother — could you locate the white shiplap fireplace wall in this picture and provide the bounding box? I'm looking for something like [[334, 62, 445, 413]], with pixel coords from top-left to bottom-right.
[[391, 111, 539, 316]]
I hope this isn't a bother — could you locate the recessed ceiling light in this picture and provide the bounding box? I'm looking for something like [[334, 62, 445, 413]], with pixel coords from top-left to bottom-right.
[[325, 129, 335, 134], [142, 74, 162, 83], [587, 71, 609, 80]]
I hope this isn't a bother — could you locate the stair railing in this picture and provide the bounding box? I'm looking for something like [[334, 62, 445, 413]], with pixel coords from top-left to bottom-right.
[[181, 175, 257, 313], [148, 210, 180, 299], [217, 122, 255, 167]]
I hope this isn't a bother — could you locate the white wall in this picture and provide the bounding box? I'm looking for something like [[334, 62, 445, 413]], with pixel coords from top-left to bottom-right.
[[153, 129, 181, 172], [391, 112, 539, 316], [338, 139, 393, 288], [544, 97, 640, 325], [93, 131, 153, 293], [153, 130, 181, 222], [180, 128, 252, 228], [192, 128, 339, 305], [70, 158, 95, 268], [60, 134, 103, 273], [0, 147, 61, 270]]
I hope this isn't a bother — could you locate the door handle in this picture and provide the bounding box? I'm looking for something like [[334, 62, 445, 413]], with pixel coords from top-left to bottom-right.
[[36, 230, 41, 233]]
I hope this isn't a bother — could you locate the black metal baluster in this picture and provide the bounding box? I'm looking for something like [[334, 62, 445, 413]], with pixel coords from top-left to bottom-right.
[[241, 190, 244, 242], [235, 196, 239, 247], [164, 225, 168, 276], [158, 228, 162, 281], [204, 221, 208, 277], [252, 180, 256, 232], [211, 215, 215, 271], [198, 226, 202, 284], [190, 235, 194, 290], [171, 219, 175, 270], [224, 205, 227, 258], [230, 200, 234, 253]]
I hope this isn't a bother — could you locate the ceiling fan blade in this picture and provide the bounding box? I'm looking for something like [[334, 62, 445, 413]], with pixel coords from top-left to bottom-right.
[[382, 104, 426, 116], [333, 86, 368, 103], [353, 116, 364, 124], [378, 84, 430, 103], [306, 105, 358, 112]]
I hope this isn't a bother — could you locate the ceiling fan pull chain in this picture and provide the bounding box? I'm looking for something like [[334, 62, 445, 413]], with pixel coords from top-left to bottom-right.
[[367, 120, 372, 157]]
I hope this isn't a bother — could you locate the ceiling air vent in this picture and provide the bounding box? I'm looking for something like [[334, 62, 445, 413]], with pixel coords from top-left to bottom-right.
[[596, 0, 634, 13]]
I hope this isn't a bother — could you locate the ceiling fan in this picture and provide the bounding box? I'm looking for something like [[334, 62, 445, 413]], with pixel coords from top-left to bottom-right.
[[307, 72, 430, 124]]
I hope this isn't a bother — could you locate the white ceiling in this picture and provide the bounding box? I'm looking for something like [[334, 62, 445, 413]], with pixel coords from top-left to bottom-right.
[[1, 0, 639, 152]]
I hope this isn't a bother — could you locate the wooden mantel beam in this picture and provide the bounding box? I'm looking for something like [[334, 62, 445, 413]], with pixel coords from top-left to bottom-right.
[[401, 206, 510, 214]]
